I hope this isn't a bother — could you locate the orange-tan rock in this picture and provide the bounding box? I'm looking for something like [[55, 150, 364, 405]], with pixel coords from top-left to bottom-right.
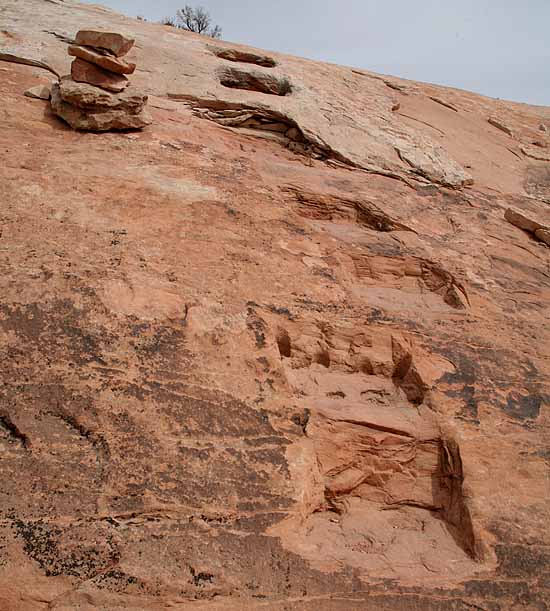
[[51, 79, 151, 130], [71, 57, 129, 92], [75, 30, 135, 57], [68, 44, 136, 75], [57, 76, 146, 113], [23, 84, 51, 100], [505, 207, 550, 245], [49, 30, 147, 131], [0, 0, 549, 609]]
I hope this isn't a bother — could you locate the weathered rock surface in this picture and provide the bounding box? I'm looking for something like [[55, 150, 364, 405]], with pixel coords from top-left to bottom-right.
[[504, 207, 544, 233], [51, 81, 151, 130], [505, 207, 550, 246], [24, 84, 51, 100], [71, 57, 129, 92], [535, 227, 550, 246], [1, 1, 550, 609], [488, 116, 514, 136], [57, 76, 146, 112], [211, 46, 278, 67], [75, 29, 134, 57], [0, 51, 60, 78], [522, 144, 550, 161], [68, 43, 136, 74]]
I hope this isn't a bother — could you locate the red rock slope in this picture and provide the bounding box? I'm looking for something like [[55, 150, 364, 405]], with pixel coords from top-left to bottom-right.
[[0, 1, 549, 609]]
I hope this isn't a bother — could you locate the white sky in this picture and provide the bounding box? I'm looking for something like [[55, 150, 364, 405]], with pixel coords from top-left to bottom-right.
[[80, 0, 550, 105]]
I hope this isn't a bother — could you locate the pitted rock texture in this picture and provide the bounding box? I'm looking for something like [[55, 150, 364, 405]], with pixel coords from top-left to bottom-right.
[[1, 0, 550, 609]]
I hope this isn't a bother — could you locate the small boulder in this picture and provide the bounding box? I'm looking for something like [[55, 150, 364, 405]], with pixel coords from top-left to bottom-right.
[[68, 45, 136, 75], [50, 82, 152, 131], [504, 208, 542, 234], [521, 145, 550, 162], [505, 208, 550, 246], [75, 30, 135, 57], [488, 117, 513, 137], [71, 58, 129, 93], [285, 127, 301, 140], [535, 228, 550, 246], [24, 84, 51, 100], [57, 77, 146, 113]]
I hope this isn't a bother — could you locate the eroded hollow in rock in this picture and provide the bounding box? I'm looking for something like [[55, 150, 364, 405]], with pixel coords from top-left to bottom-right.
[[265, 314, 482, 580], [212, 47, 277, 68], [185, 101, 332, 161], [276, 327, 292, 358], [219, 67, 292, 96]]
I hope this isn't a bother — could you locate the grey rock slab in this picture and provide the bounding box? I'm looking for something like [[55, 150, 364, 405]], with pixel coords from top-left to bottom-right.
[[24, 84, 51, 100]]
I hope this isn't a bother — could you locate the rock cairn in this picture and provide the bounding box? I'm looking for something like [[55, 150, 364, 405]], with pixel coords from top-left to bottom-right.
[[51, 30, 152, 131]]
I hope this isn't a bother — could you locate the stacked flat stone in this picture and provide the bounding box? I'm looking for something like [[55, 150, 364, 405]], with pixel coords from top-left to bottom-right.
[[51, 30, 152, 131]]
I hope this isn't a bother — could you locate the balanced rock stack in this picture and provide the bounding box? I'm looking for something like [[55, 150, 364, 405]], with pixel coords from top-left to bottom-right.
[[51, 30, 152, 131]]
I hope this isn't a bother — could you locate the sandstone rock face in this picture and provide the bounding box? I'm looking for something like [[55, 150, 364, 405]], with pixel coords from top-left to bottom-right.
[[75, 29, 134, 57], [1, 1, 550, 609], [71, 57, 129, 92], [68, 44, 136, 74]]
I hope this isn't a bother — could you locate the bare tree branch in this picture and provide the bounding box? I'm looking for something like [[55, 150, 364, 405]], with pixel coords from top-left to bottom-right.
[[166, 5, 222, 38]]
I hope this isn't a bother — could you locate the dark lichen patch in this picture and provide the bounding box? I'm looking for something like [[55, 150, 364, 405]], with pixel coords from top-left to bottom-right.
[[265, 304, 295, 320], [167, 445, 291, 508], [0, 413, 30, 448], [246, 306, 267, 348], [11, 519, 119, 578], [94, 569, 144, 593], [504, 391, 542, 420], [291, 409, 310, 434], [130, 321, 188, 358], [190, 566, 214, 587], [0, 299, 111, 367], [495, 544, 550, 580], [439, 343, 544, 422], [157, 386, 278, 438], [462, 578, 539, 608]]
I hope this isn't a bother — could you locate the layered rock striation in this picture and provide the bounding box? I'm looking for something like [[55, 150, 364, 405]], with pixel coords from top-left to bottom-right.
[[0, 1, 549, 609]]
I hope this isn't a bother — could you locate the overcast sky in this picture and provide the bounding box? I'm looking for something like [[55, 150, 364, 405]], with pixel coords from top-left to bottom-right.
[[81, 0, 550, 106]]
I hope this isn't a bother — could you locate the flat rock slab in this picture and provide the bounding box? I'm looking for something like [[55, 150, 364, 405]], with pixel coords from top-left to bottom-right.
[[75, 30, 135, 57], [71, 58, 129, 93], [24, 84, 51, 100], [68, 44, 136, 75], [488, 117, 514, 137], [58, 76, 146, 113], [521, 144, 550, 161], [504, 208, 548, 233], [51, 82, 151, 131]]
